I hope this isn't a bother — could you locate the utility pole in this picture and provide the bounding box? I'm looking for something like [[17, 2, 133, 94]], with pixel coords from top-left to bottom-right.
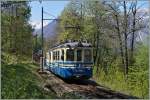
[[40, 6, 82, 71], [35, 34, 38, 52], [41, 7, 44, 71], [40, 7, 61, 72]]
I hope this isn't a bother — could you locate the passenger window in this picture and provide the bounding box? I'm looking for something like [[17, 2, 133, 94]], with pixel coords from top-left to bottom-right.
[[58, 51, 60, 60], [53, 51, 56, 61], [77, 50, 82, 61], [66, 49, 74, 61], [61, 50, 64, 61], [46, 53, 49, 60], [56, 51, 58, 60], [55, 52, 57, 60], [84, 49, 92, 62], [49, 52, 51, 60], [53, 52, 55, 60], [54, 52, 56, 60]]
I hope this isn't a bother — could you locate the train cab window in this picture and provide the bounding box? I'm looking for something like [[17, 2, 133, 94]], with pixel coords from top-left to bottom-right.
[[84, 49, 92, 62], [61, 50, 64, 61], [66, 49, 74, 61], [77, 49, 82, 61]]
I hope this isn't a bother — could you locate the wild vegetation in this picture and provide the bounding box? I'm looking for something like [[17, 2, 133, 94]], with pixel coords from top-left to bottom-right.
[[1, 0, 149, 99], [1, 1, 33, 56], [1, 1, 80, 99], [1, 53, 58, 99], [1, 1, 57, 99], [53, 0, 149, 98]]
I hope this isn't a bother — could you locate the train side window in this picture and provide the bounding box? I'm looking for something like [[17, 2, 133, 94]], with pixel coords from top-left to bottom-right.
[[53, 51, 55, 61], [46, 53, 49, 60], [84, 49, 92, 62], [56, 51, 57, 60], [58, 51, 60, 60], [53, 52, 54, 60], [54, 52, 55, 60], [66, 49, 74, 61], [55, 51, 57, 60], [49, 52, 51, 60], [77, 49, 82, 61], [61, 50, 64, 61]]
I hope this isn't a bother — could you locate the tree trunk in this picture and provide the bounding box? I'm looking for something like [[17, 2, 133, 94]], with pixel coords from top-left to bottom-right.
[[130, 15, 135, 65], [130, 2, 137, 65], [115, 14, 125, 68], [123, 1, 129, 74]]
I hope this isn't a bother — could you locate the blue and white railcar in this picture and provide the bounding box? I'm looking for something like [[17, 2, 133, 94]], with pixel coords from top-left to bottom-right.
[[45, 41, 93, 79]]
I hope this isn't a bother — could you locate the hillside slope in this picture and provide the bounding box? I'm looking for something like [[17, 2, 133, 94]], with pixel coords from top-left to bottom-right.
[[1, 53, 58, 99]]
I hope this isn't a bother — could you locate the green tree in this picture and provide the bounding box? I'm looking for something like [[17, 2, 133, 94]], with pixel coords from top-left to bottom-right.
[[1, 1, 33, 57]]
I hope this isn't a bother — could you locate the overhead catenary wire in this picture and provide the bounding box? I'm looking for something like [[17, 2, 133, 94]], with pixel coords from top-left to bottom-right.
[[43, 11, 57, 19]]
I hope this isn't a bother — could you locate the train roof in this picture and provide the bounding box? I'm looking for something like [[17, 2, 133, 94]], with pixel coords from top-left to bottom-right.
[[50, 42, 92, 50]]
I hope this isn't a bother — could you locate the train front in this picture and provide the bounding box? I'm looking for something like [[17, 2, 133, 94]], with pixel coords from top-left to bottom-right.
[[62, 42, 93, 79]]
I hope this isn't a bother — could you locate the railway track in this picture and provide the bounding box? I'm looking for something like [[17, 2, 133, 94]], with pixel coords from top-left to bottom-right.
[[38, 69, 139, 99]]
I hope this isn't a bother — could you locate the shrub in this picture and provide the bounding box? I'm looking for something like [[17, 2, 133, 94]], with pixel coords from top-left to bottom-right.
[[94, 44, 149, 98]]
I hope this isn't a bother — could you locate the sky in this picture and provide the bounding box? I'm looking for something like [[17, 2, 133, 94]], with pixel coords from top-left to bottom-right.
[[29, 0, 149, 29], [29, 0, 69, 29]]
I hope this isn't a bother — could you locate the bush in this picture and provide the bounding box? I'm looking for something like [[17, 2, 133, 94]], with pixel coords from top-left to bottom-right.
[[1, 52, 18, 64], [94, 44, 149, 98], [127, 45, 149, 98]]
